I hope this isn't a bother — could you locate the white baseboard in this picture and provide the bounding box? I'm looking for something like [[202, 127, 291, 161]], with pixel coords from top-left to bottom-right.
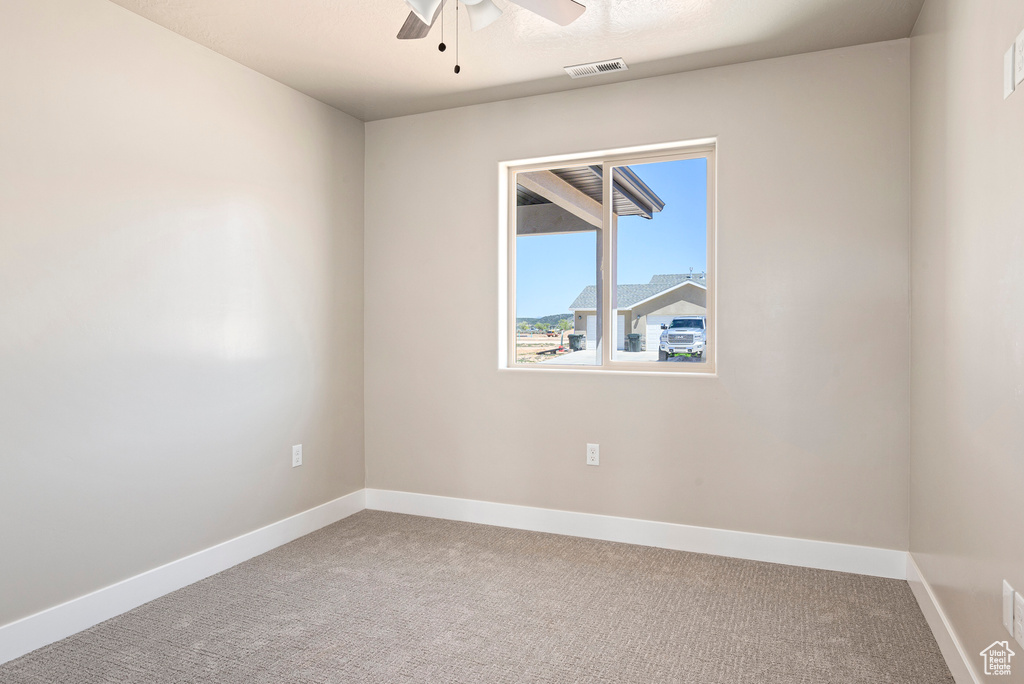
[[364, 489, 907, 580], [0, 489, 365, 666], [0, 487, 915, 669], [906, 554, 981, 684]]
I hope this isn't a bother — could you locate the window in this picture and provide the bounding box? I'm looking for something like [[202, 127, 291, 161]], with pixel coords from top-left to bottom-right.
[[501, 142, 715, 373]]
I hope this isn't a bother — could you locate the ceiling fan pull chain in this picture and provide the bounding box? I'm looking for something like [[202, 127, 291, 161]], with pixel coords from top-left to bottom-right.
[[438, 0, 446, 52], [454, 2, 461, 74]]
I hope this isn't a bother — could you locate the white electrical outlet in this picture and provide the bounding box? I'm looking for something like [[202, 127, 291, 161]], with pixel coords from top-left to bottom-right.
[[1005, 581, 1015, 635], [586, 443, 599, 466], [292, 444, 302, 468], [1015, 592, 1024, 648], [1016, 30, 1024, 86], [1005, 44, 1016, 99]]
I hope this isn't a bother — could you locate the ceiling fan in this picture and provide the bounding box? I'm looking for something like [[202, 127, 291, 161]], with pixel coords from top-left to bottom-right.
[[397, 0, 586, 40]]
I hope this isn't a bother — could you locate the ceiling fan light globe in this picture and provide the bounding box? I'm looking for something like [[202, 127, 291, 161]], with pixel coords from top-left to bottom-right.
[[465, 0, 502, 31], [404, 0, 443, 25], [508, 0, 586, 26]]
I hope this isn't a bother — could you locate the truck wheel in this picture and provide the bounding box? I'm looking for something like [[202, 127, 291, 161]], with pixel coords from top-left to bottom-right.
[[658, 350, 668, 361], [696, 352, 703, 359]]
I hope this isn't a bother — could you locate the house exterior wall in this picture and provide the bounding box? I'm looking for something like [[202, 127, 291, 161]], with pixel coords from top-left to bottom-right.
[[574, 311, 590, 333], [576, 286, 706, 341], [575, 287, 707, 350]]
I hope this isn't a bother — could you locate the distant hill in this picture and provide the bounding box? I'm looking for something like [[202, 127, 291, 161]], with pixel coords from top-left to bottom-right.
[[516, 313, 573, 327]]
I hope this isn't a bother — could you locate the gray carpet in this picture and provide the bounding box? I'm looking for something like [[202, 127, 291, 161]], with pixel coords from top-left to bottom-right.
[[2, 511, 952, 683]]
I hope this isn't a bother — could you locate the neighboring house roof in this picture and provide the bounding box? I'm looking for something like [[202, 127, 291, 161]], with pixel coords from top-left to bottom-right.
[[569, 273, 707, 310], [649, 273, 706, 286]]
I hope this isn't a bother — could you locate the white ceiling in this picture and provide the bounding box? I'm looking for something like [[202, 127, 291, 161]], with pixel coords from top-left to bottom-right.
[[108, 0, 925, 121]]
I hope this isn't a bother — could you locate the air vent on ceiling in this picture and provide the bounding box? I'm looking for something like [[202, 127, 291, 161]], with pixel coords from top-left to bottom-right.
[[564, 58, 628, 79]]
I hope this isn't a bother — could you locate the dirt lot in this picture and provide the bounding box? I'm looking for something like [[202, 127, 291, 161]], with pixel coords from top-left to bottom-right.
[[515, 330, 578, 363]]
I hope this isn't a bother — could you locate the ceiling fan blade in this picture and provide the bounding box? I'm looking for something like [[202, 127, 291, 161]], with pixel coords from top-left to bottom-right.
[[397, 0, 445, 40], [397, 12, 431, 39], [509, 0, 585, 26]]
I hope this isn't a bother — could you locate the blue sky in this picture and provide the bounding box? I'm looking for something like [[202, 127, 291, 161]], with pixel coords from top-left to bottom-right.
[[515, 158, 707, 318]]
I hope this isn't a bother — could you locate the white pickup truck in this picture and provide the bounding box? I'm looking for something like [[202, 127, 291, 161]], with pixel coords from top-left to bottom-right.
[[658, 316, 706, 360]]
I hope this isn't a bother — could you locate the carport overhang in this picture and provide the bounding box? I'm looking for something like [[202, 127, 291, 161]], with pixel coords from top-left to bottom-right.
[[516, 165, 665, 236]]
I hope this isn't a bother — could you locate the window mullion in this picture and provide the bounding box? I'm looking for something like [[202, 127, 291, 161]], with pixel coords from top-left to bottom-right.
[[600, 161, 614, 368]]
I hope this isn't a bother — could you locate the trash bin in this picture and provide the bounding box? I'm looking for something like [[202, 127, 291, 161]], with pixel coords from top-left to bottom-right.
[[568, 333, 586, 351], [626, 334, 641, 352]]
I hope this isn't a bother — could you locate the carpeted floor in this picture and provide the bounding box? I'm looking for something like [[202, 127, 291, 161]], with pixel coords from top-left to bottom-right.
[[1, 511, 953, 683]]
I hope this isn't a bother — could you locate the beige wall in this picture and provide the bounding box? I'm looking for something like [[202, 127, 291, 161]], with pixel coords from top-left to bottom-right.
[[0, 0, 364, 625], [365, 41, 911, 550], [910, 0, 1024, 677]]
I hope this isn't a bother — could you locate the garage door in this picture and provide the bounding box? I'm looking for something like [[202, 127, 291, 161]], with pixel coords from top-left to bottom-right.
[[586, 315, 626, 350], [646, 315, 677, 351]]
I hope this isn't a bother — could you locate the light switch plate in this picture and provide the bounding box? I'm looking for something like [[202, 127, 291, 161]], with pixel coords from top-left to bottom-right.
[[1015, 592, 1024, 648], [1005, 581, 1015, 635], [1016, 30, 1024, 86], [1006, 44, 1017, 99]]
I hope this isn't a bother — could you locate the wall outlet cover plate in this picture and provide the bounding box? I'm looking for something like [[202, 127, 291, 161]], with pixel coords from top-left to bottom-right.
[[1016, 30, 1024, 86], [292, 444, 302, 467]]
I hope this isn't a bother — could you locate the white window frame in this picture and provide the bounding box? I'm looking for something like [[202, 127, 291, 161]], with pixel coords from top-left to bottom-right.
[[499, 139, 717, 375]]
